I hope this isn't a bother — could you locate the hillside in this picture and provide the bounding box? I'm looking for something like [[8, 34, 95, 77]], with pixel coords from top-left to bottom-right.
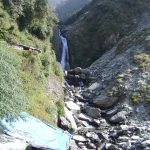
[[58, 0, 150, 149], [0, 0, 64, 124], [0, 0, 150, 149], [49, 0, 91, 21], [65, 0, 150, 67], [57, 0, 92, 21]]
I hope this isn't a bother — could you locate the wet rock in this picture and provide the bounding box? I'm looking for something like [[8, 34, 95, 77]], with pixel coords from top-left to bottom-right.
[[83, 106, 101, 119], [73, 135, 87, 142], [92, 95, 118, 108], [109, 111, 128, 123], [65, 101, 80, 111]]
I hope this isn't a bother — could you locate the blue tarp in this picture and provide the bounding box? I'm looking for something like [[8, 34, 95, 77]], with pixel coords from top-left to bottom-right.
[[1, 112, 72, 150]]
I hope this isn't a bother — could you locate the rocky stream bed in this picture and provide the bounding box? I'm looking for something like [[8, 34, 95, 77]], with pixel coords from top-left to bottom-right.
[[59, 68, 150, 150]]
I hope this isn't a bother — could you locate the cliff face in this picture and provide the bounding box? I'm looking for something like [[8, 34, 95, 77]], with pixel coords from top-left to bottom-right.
[[65, 0, 150, 67]]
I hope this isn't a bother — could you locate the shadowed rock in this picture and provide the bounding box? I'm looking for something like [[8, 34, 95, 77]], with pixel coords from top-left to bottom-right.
[[92, 95, 118, 109]]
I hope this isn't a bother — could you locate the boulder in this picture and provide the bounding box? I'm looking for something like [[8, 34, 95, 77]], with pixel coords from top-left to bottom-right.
[[73, 135, 87, 142], [109, 111, 128, 123], [82, 91, 95, 99], [65, 107, 77, 131], [65, 101, 80, 111], [58, 116, 71, 130], [78, 113, 93, 122], [69, 140, 80, 150], [88, 82, 102, 91], [105, 143, 121, 150], [142, 140, 150, 147], [104, 108, 118, 116], [92, 95, 118, 108], [83, 106, 101, 119]]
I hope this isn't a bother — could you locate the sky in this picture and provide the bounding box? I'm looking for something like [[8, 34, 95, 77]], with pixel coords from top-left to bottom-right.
[[48, 0, 67, 6]]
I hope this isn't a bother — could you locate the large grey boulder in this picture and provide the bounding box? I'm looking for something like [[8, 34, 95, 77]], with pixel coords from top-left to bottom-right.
[[73, 135, 87, 142], [78, 113, 93, 122], [88, 82, 102, 91], [92, 95, 118, 108], [59, 116, 71, 130], [83, 106, 101, 119], [65, 107, 77, 131], [65, 101, 80, 111], [109, 111, 128, 123], [69, 140, 80, 150]]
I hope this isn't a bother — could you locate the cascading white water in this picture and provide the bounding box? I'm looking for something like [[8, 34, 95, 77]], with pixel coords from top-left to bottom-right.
[[60, 33, 70, 70]]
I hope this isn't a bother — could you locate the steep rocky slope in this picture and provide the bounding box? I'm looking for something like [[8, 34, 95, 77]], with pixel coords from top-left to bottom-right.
[[60, 18, 150, 150], [88, 15, 150, 121], [56, 1, 150, 149], [65, 0, 150, 67]]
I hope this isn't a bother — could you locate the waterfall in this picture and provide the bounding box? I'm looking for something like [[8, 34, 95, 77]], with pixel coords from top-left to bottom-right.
[[60, 33, 70, 70]]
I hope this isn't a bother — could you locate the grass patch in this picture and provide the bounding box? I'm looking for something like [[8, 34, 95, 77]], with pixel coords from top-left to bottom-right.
[[0, 43, 28, 118], [0, 41, 63, 124], [0, 1, 64, 124]]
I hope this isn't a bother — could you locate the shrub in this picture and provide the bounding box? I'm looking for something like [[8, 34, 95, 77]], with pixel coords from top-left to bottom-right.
[[0, 47, 28, 118], [131, 92, 141, 104], [134, 53, 150, 72]]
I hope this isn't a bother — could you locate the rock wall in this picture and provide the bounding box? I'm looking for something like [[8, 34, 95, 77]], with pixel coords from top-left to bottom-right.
[[65, 0, 150, 67]]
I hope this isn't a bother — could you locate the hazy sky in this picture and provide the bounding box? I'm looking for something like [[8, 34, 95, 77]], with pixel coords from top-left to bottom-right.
[[48, 0, 67, 6]]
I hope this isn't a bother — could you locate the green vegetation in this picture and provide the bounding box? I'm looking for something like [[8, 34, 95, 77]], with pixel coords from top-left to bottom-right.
[[55, 0, 91, 21], [65, 0, 150, 67], [131, 92, 141, 104], [134, 53, 150, 72], [0, 44, 28, 118], [0, 0, 64, 124]]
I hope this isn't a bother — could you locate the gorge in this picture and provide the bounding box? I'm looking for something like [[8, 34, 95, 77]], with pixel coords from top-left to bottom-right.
[[58, 0, 150, 149], [0, 0, 150, 150]]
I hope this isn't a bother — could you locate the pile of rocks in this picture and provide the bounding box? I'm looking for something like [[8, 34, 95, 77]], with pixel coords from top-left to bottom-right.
[[65, 67, 95, 86], [59, 69, 150, 150]]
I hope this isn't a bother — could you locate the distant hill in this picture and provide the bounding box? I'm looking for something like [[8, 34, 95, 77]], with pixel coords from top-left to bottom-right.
[[48, 0, 67, 7], [48, 0, 92, 21]]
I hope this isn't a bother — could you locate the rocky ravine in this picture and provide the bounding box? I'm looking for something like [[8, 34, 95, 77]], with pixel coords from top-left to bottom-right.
[[59, 67, 150, 150], [57, 9, 150, 150]]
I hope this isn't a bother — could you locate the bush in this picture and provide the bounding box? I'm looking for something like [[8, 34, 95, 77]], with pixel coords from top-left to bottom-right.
[[0, 47, 28, 118]]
